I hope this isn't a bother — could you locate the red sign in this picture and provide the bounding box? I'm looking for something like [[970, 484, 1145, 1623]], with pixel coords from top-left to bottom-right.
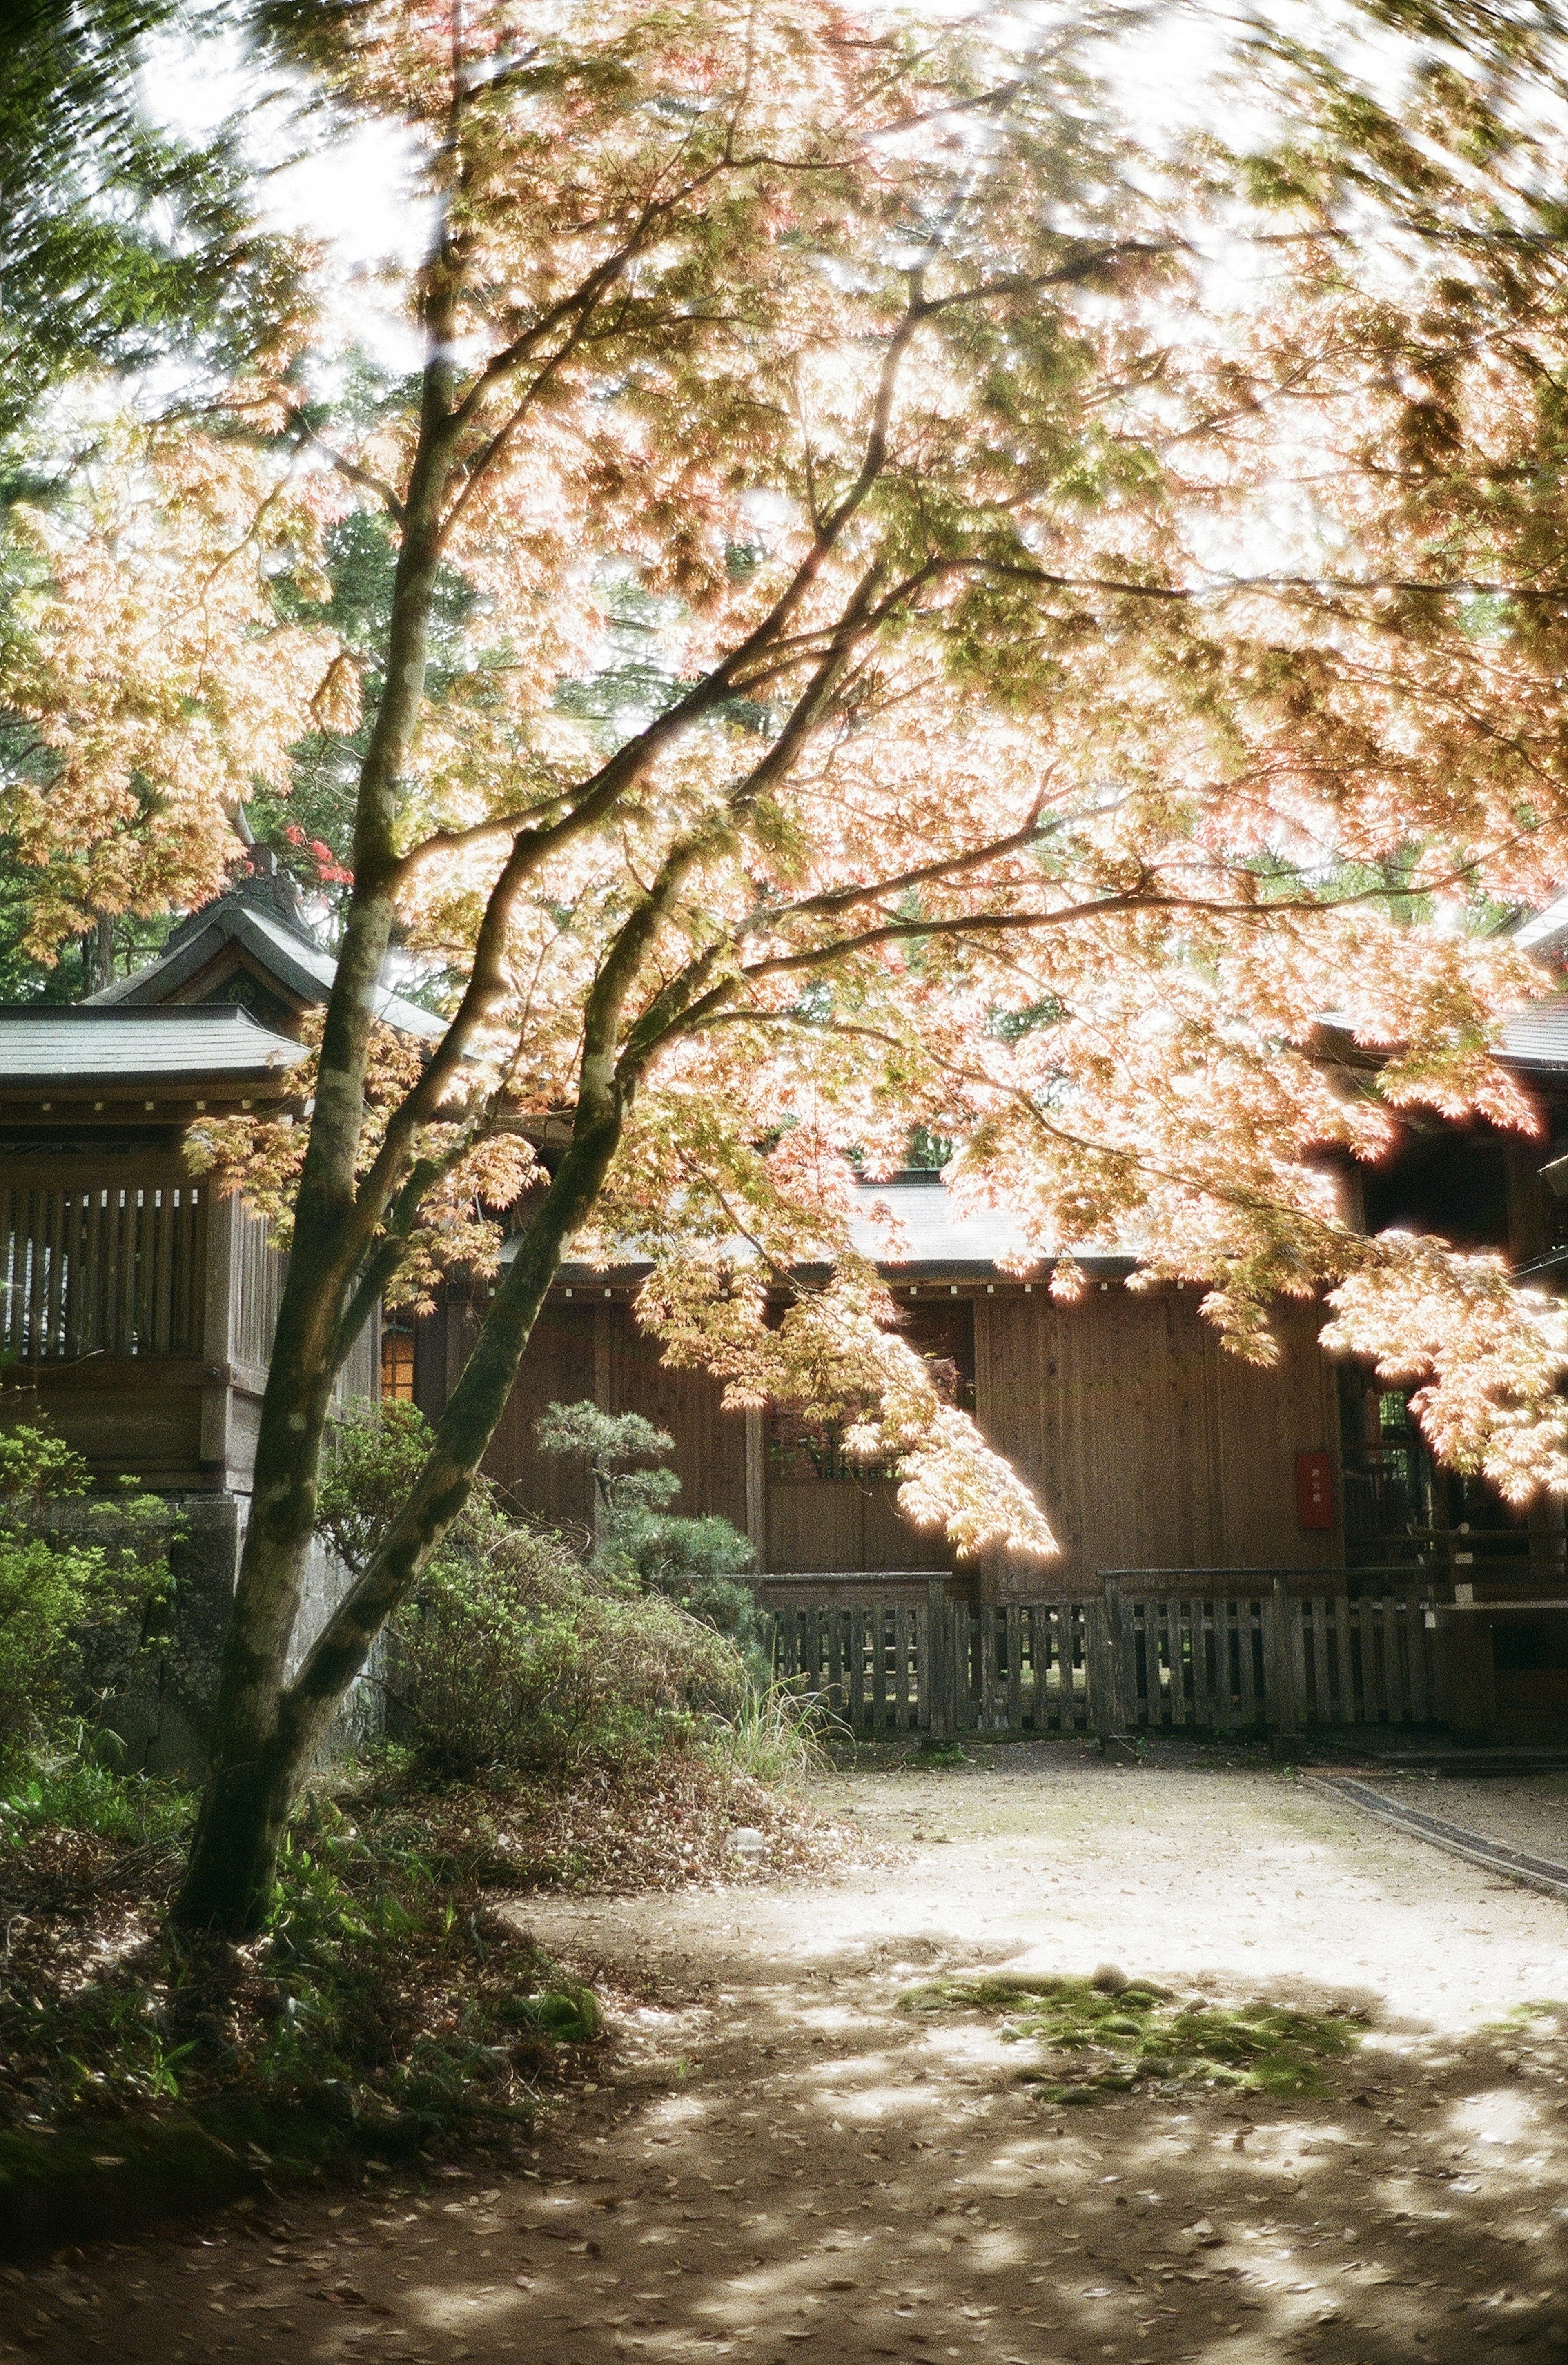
[[1296, 1449, 1335, 1532]]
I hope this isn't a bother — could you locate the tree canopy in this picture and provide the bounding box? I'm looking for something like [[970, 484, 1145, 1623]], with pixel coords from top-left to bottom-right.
[[8, 0, 1568, 1924]]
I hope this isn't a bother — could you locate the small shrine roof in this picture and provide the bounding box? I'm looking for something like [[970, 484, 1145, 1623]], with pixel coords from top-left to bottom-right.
[[0, 1004, 306, 1091], [87, 898, 445, 1041]]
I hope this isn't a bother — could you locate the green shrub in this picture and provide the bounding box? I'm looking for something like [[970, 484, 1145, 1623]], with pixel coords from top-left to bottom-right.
[[537, 1400, 762, 1657], [315, 1399, 436, 1575], [387, 1522, 745, 1779], [0, 1421, 92, 1505], [0, 1419, 169, 1773], [0, 1750, 191, 1849], [318, 1405, 748, 1781]]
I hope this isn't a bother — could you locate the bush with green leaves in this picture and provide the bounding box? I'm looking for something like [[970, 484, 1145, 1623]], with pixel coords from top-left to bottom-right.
[[314, 1399, 437, 1576], [536, 1400, 761, 1658], [387, 1521, 744, 1779], [0, 1416, 170, 1772], [318, 1406, 747, 1780]]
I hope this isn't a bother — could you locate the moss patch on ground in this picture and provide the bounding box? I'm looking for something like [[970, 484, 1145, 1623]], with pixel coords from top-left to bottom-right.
[[900, 1971, 1365, 2100]]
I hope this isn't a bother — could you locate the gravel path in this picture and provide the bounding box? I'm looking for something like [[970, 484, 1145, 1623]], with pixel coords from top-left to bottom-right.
[[10, 1743, 1568, 2365]]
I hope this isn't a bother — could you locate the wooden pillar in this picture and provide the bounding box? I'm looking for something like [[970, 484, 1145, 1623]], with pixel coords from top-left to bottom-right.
[[199, 1187, 235, 1479], [745, 1405, 767, 1570], [1089, 1581, 1129, 1741], [1268, 1575, 1300, 1741], [926, 1576, 951, 1738], [970, 1290, 1001, 1602], [1505, 1141, 1566, 1592]]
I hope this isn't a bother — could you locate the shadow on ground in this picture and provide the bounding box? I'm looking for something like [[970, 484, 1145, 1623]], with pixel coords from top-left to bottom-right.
[[10, 1750, 1568, 2364], [13, 1949, 1568, 2364]]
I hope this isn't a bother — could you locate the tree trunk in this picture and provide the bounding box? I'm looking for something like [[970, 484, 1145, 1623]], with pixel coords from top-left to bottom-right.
[[82, 912, 114, 993], [172, 285, 469, 1931], [174, 1113, 621, 1933]]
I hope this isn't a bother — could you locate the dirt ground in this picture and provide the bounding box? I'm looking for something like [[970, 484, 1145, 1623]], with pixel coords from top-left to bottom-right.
[[1348, 1769, 1568, 1867], [10, 1739, 1568, 2365]]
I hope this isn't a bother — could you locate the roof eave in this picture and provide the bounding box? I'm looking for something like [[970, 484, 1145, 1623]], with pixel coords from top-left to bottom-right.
[[537, 1250, 1135, 1288]]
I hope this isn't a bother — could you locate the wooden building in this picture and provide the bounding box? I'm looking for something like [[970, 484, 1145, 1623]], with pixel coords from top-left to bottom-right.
[[415, 999, 1568, 1638], [416, 1182, 1345, 1599], [0, 859, 430, 1483], [0, 866, 425, 1764], [0, 1002, 367, 1490], [13, 861, 1568, 1741]]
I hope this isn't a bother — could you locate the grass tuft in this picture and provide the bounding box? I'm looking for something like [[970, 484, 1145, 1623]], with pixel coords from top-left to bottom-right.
[[704, 1681, 840, 1785], [900, 1971, 1364, 2098], [0, 1751, 192, 1848]]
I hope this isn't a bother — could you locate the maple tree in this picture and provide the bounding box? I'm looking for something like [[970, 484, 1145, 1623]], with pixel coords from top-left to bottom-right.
[[13, 0, 1568, 1928], [0, 0, 305, 995]]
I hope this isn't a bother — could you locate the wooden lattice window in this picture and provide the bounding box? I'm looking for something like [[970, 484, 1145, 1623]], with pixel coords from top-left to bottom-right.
[[0, 1176, 205, 1361]]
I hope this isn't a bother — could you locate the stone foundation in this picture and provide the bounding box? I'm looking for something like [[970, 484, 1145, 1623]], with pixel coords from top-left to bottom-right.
[[63, 1491, 370, 1778]]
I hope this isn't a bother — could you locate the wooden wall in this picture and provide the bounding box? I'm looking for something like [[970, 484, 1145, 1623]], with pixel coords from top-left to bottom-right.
[[8, 1163, 378, 1496], [419, 1293, 748, 1545], [974, 1284, 1341, 1596], [764, 1475, 954, 1576], [449, 1276, 1341, 1593]]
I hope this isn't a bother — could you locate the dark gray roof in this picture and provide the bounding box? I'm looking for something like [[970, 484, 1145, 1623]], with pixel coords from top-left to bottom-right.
[[0, 1005, 305, 1088], [87, 899, 445, 1041], [537, 1173, 1124, 1281], [1503, 1002, 1568, 1076]]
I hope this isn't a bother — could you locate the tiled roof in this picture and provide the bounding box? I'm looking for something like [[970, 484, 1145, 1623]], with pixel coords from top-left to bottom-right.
[[1515, 892, 1568, 956], [0, 1005, 305, 1087], [842, 1175, 1055, 1273], [543, 1174, 1120, 1281], [87, 900, 445, 1040], [1503, 1003, 1568, 1075]]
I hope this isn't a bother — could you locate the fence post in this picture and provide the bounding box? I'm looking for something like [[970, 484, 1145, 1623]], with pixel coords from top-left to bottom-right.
[[1267, 1576, 1299, 1748], [1089, 1581, 1128, 1742], [926, 1579, 950, 1739]]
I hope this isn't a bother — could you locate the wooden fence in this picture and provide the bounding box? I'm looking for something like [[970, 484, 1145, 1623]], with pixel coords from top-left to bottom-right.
[[766, 1577, 1439, 1739]]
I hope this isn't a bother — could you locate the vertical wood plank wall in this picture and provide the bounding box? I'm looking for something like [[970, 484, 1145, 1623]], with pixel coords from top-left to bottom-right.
[[974, 1289, 1341, 1595], [764, 1473, 954, 1576], [459, 1281, 1341, 1590], [421, 1294, 749, 1545], [420, 1296, 594, 1536]]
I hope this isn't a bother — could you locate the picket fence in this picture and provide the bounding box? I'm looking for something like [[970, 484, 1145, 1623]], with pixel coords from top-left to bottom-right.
[[764, 1574, 1439, 1739]]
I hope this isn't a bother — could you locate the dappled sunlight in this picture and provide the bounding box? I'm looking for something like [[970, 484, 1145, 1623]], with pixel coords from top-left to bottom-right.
[[20, 1753, 1568, 2363], [1448, 2083, 1546, 2147]]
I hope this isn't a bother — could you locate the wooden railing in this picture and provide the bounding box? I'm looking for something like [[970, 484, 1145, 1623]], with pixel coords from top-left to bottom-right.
[[1109, 1583, 1435, 1734], [769, 1590, 1093, 1737], [766, 1575, 1441, 1739], [0, 1174, 207, 1362]]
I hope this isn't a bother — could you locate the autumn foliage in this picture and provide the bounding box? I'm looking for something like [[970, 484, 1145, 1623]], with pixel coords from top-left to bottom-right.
[[10, 0, 1568, 1920]]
